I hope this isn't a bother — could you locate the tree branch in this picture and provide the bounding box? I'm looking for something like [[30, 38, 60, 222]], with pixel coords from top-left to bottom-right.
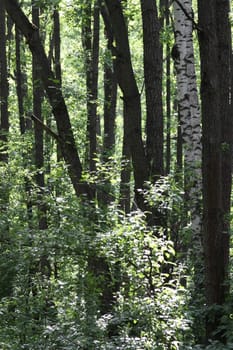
[[30, 113, 61, 142], [172, 0, 202, 32]]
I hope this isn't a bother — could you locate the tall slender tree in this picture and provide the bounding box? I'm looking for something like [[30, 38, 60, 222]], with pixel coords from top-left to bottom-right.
[[173, 0, 202, 267], [140, 0, 164, 181], [165, 0, 171, 175], [0, 1, 11, 298], [82, 0, 100, 174], [217, 0, 232, 313], [198, 0, 232, 342], [119, 103, 131, 213], [32, 2, 48, 233], [0, 3, 9, 164], [103, 54, 117, 160], [103, 0, 148, 209]]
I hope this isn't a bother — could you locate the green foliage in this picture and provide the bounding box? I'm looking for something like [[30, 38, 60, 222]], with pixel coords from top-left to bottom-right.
[[0, 178, 193, 349], [1, 0, 233, 348]]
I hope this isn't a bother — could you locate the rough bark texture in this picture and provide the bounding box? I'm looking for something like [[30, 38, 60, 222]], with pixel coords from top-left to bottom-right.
[[217, 0, 232, 302], [4, 0, 87, 198], [198, 0, 232, 342], [141, 0, 164, 180]]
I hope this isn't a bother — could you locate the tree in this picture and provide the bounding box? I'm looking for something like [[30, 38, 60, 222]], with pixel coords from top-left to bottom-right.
[[0, 1, 11, 298], [0, 3, 9, 165], [82, 0, 100, 174], [173, 0, 202, 281], [165, 0, 171, 175], [103, 0, 148, 209], [103, 50, 117, 161], [198, 0, 232, 342], [140, 0, 164, 180]]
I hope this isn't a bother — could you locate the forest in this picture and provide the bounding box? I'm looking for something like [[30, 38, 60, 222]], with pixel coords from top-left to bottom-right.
[[0, 0, 232, 349]]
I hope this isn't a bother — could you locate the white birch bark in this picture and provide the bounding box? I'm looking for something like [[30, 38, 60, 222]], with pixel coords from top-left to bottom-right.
[[173, 0, 202, 256]]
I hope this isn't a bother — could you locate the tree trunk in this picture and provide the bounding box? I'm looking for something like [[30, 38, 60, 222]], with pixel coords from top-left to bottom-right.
[[103, 53, 117, 160], [0, 1, 11, 298], [53, 9, 62, 87], [103, 0, 148, 209], [119, 103, 131, 214], [173, 0, 203, 339], [15, 29, 26, 134], [198, 0, 232, 342], [82, 0, 99, 173], [140, 0, 164, 180], [32, 3, 48, 232], [0, 2, 9, 163], [165, 0, 171, 175], [217, 0, 232, 307]]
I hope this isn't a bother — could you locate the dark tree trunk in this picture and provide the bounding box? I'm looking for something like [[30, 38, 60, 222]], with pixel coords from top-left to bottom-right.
[[15, 29, 26, 134], [98, 50, 117, 205], [0, 1, 11, 299], [103, 55, 117, 160], [0, 1, 9, 220], [217, 0, 232, 305], [140, 0, 164, 180], [53, 8, 63, 190], [82, 0, 99, 173], [4, 0, 90, 198], [53, 9, 62, 87], [103, 0, 148, 209], [119, 103, 131, 214], [198, 0, 232, 342], [92, 1, 100, 149], [165, 0, 171, 175], [32, 3, 48, 232], [0, 2, 9, 163]]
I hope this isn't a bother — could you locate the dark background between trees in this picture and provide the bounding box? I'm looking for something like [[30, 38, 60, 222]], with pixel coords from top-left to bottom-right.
[[0, 0, 232, 349]]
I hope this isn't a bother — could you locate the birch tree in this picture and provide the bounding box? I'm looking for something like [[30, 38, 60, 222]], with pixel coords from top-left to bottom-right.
[[173, 0, 202, 266]]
